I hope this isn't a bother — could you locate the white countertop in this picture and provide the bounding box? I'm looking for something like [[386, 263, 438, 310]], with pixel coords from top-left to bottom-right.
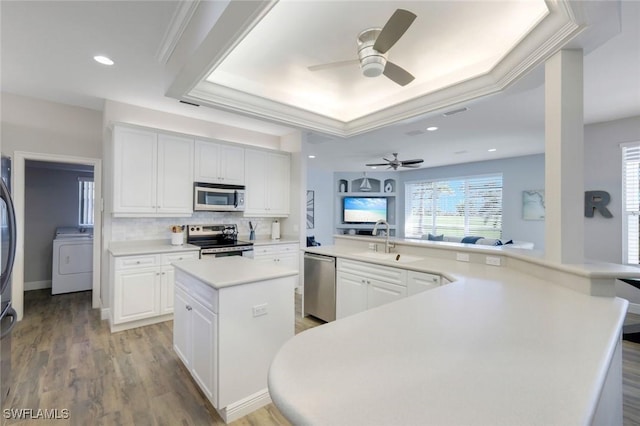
[[172, 256, 297, 289], [108, 239, 200, 256], [241, 235, 300, 246], [269, 244, 629, 424]]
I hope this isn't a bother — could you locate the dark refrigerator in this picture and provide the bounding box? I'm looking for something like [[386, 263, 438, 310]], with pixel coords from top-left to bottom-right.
[[0, 156, 17, 406]]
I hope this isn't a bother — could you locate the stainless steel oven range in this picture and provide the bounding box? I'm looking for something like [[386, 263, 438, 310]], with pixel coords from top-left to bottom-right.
[[186, 224, 253, 257]]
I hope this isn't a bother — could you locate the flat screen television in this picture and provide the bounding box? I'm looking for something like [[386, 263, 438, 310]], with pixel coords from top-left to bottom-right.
[[343, 196, 387, 224]]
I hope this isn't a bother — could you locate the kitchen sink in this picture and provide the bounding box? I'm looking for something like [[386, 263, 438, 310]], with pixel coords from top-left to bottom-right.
[[352, 252, 424, 264]]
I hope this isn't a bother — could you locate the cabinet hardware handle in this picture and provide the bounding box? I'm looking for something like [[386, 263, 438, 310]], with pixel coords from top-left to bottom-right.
[[162, 272, 166, 275], [186, 305, 192, 311], [136, 261, 141, 264]]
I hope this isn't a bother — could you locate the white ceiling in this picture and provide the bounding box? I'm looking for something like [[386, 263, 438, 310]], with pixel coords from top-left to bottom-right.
[[2, 1, 639, 172]]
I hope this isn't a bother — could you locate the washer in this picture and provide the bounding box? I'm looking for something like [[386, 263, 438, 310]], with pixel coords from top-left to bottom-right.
[[52, 227, 93, 295]]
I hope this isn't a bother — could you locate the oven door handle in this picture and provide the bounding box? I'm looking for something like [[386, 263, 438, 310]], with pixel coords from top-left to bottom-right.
[[234, 190, 239, 208]]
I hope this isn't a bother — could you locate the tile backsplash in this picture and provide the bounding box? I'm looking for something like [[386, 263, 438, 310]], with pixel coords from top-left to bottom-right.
[[111, 213, 276, 241]]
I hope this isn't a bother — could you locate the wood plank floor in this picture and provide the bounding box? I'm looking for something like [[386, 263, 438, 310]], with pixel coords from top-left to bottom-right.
[[3, 289, 640, 425]]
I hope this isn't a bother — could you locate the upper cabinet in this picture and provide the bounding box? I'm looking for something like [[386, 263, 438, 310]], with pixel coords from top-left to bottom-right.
[[113, 125, 194, 217], [194, 140, 245, 185], [244, 149, 290, 217]]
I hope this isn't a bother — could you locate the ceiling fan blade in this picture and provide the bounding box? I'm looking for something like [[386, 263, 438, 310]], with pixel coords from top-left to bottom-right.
[[401, 164, 421, 168], [373, 9, 417, 54], [308, 59, 360, 72], [401, 159, 424, 165], [365, 162, 390, 166], [383, 61, 415, 86]]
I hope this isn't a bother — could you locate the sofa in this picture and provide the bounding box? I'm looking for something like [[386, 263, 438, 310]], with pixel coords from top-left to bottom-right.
[[421, 234, 535, 249]]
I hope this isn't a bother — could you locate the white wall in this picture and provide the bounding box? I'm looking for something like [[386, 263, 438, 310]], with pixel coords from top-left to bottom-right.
[[24, 165, 93, 286], [1, 93, 102, 158], [398, 154, 546, 249], [584, 115, 640, 263]]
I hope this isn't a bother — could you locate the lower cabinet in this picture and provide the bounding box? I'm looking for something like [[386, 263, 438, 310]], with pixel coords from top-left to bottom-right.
[[110, 250, 199, 331], [174, 282, 218, 404], [252, 243, 299, 286], [336, 259, 407, 319], [336, 258, 445, 319]]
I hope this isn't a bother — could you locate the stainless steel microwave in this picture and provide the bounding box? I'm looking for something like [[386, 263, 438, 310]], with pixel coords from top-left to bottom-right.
[[194, 183, 245, 212]]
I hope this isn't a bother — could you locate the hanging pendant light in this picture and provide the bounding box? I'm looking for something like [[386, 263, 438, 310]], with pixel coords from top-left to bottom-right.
[[360, 172, 372, 191]]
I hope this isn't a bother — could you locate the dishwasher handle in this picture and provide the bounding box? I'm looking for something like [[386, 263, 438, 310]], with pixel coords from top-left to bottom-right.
[[304, 253, 335, 263]]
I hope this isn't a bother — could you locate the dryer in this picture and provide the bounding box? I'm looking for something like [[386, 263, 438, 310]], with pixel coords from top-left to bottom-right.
[[52, 227, 93, 294]]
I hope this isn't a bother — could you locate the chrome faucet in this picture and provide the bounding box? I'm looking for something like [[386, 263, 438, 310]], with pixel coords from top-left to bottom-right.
[[372, 219, 394, 253]]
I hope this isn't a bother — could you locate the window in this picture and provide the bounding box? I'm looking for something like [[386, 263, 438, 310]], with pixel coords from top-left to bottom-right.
[[78, 177, 94, 227], [405, 174, 503, 239], [622, 143, 640, 264]]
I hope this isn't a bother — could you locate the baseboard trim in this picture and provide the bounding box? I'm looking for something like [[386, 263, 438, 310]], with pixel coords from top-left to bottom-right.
[[218, 389, 271, 423], [109, 314, 173, 333], [24, 280, 51, 291], [101, 308, 110, 321], [628, 302, 640, 315]]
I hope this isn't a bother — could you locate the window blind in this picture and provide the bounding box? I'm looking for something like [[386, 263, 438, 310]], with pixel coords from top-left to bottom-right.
[[405, 174, 503, 239], [622, 144, 640, 264]]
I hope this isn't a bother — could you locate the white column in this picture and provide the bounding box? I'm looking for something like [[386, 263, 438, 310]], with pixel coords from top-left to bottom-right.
[[544, 49, 584, 264]]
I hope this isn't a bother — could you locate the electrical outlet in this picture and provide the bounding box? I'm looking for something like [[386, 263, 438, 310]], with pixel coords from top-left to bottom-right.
[[368, 243, 376, 250], [252, 303, 268, 317], [486, 256, 501, 266], [456, 252, 470, 262]]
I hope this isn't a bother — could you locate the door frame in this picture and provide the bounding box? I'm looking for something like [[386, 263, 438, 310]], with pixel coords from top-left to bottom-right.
[[12, 151, 102, 320]]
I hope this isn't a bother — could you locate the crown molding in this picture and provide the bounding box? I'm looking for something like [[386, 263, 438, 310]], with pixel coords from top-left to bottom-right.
[[156, 0, 201, 64], [176, 0, 615, 137]]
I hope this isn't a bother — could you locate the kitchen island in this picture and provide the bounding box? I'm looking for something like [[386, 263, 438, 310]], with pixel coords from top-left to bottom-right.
[[268, 238, 631, 425], [171, 256, 297, 423]]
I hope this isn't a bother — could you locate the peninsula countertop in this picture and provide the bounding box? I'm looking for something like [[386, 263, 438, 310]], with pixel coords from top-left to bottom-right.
[[172, 256, 297, 289], [269, 244, 629, 425], [108, 239, 200, 256]]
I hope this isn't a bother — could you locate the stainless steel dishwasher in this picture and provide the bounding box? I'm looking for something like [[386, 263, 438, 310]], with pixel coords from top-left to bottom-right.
[[303, 253, 336, 322]]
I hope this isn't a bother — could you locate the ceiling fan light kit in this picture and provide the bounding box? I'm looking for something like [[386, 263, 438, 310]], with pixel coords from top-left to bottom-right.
[[309, 9, 416, 86]]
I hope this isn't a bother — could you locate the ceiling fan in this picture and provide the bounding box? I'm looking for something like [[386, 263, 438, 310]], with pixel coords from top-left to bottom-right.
[[366, 153, 424, 170], [308, 9, 417, 86]]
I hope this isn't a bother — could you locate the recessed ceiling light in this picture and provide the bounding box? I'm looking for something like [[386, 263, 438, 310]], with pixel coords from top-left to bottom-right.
[[426, 126, 438, 131], [93, 55, 114, 66], [308, 155, 316, 159], [488, 148, 497, 152], [371, 166, 377, 169]]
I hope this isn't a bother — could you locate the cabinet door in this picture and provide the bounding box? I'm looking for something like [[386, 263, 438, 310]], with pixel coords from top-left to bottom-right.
[[194, 140, 221, 183], [160, 265, 174, 314], [367, 278, 407, 309], [173, 285, 192, 368], [219, 145, 245, 185], [113, 267, 160, 323], [191, 297, 218, 406], [407, 271, 441, 296], [265, 153, 290, 215], [244, 149, 268, 214], [113, 126, 157, 214], [336, 271, 367, 319], [157, 133, 194, 214]]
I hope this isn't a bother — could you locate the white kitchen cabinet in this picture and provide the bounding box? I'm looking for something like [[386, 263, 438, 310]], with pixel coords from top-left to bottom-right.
[[173, 285, 192, 368], [244, 149, 290, 216], [110, 250, 199, 332], [407, 270, 442, 296], [194, 140, 245, 185], [112, 125, 194, 216], [251, 243, 299, 286], [336, 258, 407, 319]]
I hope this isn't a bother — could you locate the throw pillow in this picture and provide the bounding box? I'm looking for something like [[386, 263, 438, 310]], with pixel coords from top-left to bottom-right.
[[504, 240, 514, 245], [428, 233, 444, 241], [460, 236, 484, 244], [494, 240, 503, 246]]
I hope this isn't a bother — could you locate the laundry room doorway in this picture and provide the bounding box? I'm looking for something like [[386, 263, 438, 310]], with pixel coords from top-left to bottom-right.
[[12, 152, 102, 320]]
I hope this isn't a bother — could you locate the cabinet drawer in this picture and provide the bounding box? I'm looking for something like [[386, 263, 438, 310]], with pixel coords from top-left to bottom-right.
[[162, 251, 199, 265], [337, 258, 406, 286], [175, 269, 218, 313], [253, 243, 299, 256], [115, 254, 160, 269]]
